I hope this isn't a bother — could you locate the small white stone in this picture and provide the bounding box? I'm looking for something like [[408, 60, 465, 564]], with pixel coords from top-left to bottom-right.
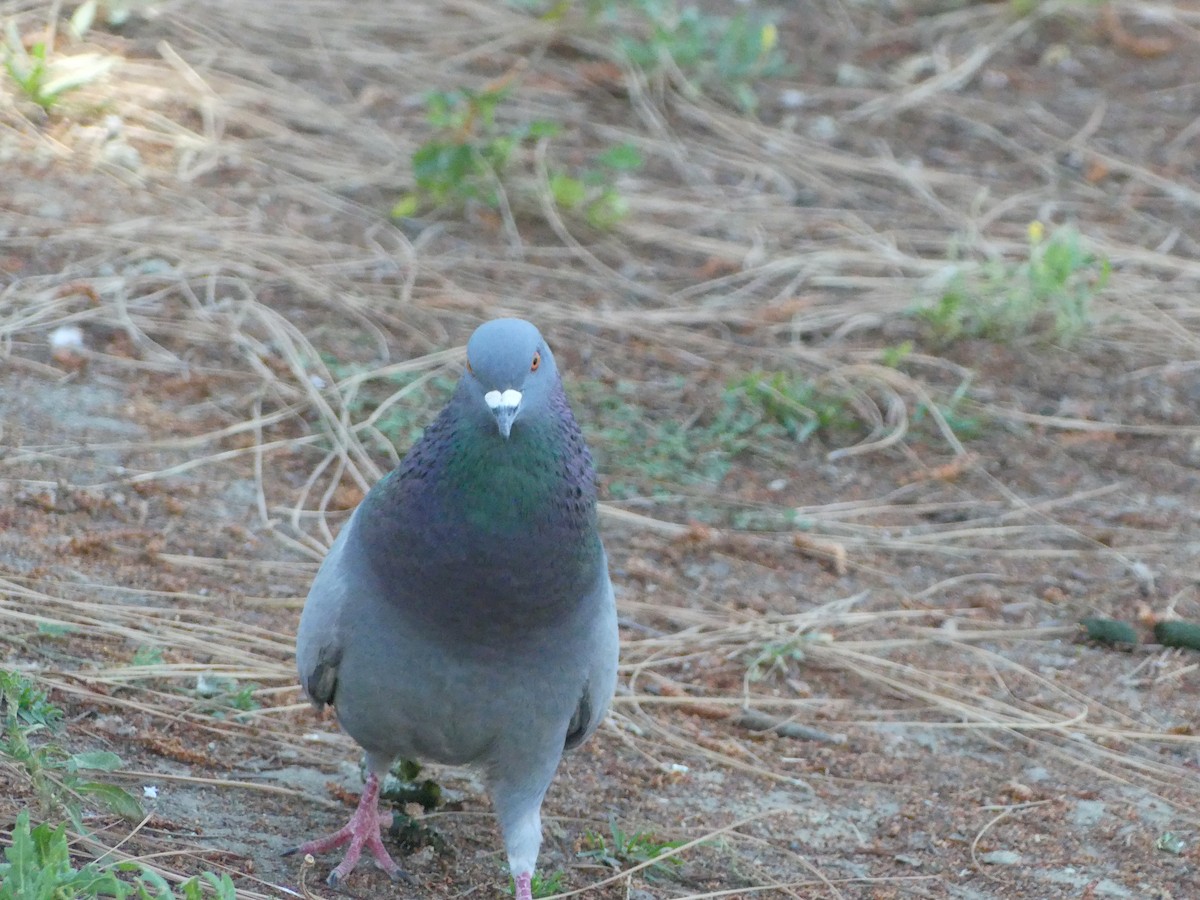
[[101, 139, 142, 172], [779, 89, 807, 109], [807, 116, 839, 143], [49, 324, 85, 351], [143, 785, 158, 799]]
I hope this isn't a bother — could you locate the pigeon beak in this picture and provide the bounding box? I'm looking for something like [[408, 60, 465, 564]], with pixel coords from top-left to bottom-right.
[[484, 388, 523, 439]]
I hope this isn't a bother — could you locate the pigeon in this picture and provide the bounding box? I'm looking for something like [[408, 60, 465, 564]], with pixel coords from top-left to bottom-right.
[[289, 318, 619, 900]]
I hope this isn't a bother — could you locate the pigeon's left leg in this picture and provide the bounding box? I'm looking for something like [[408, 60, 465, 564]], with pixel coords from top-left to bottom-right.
[[284, 769, 406, 885]]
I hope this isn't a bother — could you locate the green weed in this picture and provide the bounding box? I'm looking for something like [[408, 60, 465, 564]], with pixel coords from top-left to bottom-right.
[[393, 85, 639, 229], [548, 142, 643, 229], [3, 19, 116, 112], [730, 371, 858, 442], [0, 670, 143, 826], [503, 868, 565, 897], [912, 378, 984, 441], [917, 222, 1110, 345], [130, 646, 163, 667], [879, 340, 914, 368], [746, 635, 828, 683], [0, 809, 238, 900], [570, 373, 860, 499], [579, 820, 685, 879], [393, 84, 560, 216], [614, 1, 788, 111], [193, 675, 259, 718], [381, 758, 442, 811]]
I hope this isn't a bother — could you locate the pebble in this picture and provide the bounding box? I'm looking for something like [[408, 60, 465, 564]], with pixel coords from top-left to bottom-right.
[[979, 850, 1022, 866]]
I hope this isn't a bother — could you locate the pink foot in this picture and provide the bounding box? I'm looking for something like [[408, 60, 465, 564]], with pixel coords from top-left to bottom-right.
[[285, 772, 407, 885], [514, 871, 533, 900]]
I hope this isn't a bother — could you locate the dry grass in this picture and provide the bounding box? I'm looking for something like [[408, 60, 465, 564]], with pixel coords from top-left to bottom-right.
[[2, 0, 1200, 896]]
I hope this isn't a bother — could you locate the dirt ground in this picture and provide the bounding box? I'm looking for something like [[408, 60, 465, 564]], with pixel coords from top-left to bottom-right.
[[2, 0, 1200, 898]]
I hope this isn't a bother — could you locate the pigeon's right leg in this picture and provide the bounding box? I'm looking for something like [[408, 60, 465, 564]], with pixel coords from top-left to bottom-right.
[[490, 755, 557, 900], [284, 770, 406, 885]]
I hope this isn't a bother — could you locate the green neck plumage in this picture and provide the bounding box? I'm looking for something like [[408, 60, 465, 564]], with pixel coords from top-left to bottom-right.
[[444, 419, 566, 538]]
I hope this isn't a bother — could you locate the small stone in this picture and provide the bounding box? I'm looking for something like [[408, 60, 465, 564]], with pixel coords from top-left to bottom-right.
[[50, 324, 87, 369], [101, 139, 142, 172], [779, 89, 807, 109], [979, 850, 1022, 866], [807, 115, 839, 142]]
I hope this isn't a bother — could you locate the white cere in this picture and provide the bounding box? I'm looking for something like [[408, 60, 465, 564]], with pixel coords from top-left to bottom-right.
[[484, 388, 523, 410]]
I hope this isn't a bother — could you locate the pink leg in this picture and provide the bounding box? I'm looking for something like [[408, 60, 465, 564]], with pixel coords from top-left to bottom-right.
[[285, 772, 406, 885], [514, 871, 533, 900]]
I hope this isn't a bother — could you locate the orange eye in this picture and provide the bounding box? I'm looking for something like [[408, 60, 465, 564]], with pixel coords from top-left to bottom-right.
[[466, 358, 474, 375], [530, 351, 541, 372]]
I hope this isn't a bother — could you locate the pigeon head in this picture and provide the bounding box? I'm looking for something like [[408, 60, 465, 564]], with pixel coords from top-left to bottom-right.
[[462, 318, 559, 440]]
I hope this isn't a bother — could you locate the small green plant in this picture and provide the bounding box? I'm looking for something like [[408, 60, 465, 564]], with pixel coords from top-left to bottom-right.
[[1, 670, 64, 731], [579, 820, 685, 880], [879, 340, 914, 368], [746, 638, 811, 683], [503, 868, 564, 897], [0, 809, 238, 900], [912, 378, 984, 442], [570, 373, 861, 499], [130, 646, 163, 667], [615, 1, 787, 110], [193, 674, 260, 718], [917, 222, 1110, 345], [381, 758, 442, 810], [548, 142, 643, 229], [731, 371, 858, 443], [393, 85, 559, 216], [3, 18, 116, 112], [1, 670, 143, 826]]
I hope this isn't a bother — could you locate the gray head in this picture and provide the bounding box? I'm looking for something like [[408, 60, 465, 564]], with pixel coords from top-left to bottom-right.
[[462, 318, 560, 439]]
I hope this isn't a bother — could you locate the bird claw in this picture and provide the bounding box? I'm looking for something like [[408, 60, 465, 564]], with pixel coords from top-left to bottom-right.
[[324, 856, 409, 887], [383, 864, 413, 884], [291, 772, 408, 886]]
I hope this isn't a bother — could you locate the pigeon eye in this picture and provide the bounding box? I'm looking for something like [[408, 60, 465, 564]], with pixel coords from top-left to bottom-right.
[[530, 351, 541, 372], [466, 358, 474, 375]]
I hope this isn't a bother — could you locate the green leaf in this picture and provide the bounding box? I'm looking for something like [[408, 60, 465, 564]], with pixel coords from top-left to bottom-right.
[[585, 190, 628, 229], [134, 864, 175, 899], [596, 142, 643, 171], [525, 119, 561, 139], [73, 781, 145, 820], [391, 194, 421, 219], [68, 749, 124, 772], [201, 871, 238, 900], [549, 173, 586, 209]]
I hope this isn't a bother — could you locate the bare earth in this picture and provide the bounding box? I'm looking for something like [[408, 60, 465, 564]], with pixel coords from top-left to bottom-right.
[[2, 1, 1199, 898]]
